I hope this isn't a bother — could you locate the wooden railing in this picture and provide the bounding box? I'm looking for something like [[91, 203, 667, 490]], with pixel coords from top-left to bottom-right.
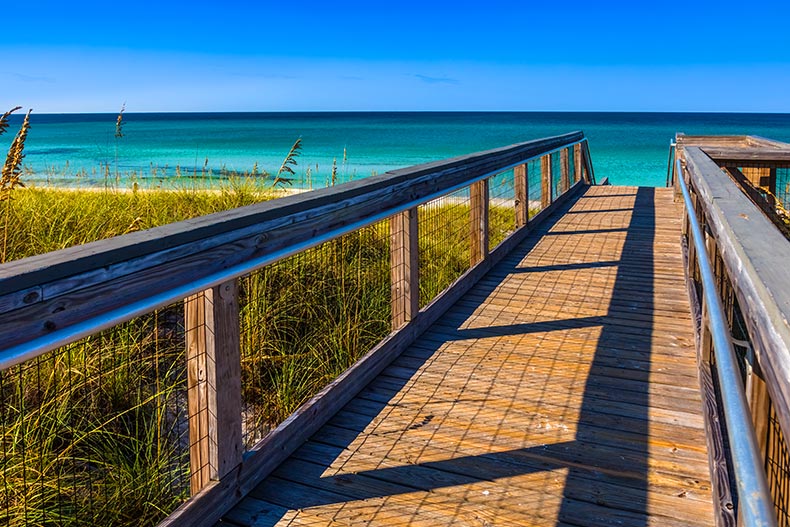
[[0, 131, 594, 526], [676, 135, 790, 526]]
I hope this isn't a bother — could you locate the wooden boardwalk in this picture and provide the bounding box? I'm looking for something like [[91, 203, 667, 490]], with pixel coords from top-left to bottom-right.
[[219, 185, 714, 527]]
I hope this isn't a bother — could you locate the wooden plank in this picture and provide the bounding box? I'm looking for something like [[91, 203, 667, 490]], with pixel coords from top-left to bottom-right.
[[162, 180, 590, 527], [218, 185, 714, 527], [185, 280, 243, 495], [390, 207, 419, 329], [702, 147, 790, 166], [514, 163, 528, 228], [469, 179, 489, 265]]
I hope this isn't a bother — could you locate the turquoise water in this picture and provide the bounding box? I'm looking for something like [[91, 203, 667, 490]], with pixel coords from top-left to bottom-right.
[[5, 112, 790, 188]]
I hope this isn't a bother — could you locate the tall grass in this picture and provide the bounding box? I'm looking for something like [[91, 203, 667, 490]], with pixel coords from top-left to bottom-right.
[[1, 111, 521, 525]]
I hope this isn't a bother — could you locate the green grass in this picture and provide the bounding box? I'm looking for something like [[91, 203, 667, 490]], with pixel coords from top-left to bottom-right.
[[0, 183, 522, 526]]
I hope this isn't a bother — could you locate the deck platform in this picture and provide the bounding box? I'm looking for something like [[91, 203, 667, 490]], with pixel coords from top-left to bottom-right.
[[219, 185, 714, 526]]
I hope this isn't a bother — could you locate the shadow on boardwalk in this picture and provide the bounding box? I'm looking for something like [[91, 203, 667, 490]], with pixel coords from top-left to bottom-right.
[[222, 187, 710, 527]]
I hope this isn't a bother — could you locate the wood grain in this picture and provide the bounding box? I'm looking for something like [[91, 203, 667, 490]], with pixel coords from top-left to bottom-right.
[[220, 186, 715, 527]]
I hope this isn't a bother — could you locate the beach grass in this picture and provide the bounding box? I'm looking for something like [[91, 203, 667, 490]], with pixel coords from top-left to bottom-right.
[[0, 179, 519, 526]]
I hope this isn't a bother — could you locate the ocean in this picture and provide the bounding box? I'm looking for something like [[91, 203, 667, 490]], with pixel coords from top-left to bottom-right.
[[5, 112, 790, 188]]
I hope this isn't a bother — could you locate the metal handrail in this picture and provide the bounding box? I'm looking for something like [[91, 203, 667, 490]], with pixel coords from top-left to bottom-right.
[[0, 136, 591, 372], [677, 159, 777, 527], [666, 141, 677, 187]]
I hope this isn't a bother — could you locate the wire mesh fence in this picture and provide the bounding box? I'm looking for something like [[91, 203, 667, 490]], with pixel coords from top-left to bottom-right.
[[418, 188, 472, 308], [488, 169, 516, 250], [527, 158, 544, 217], [0, 136, 588, 526], [238, 222, 391, 447], [775, 168, 790, 213], [0, 307, 190, 527], [702, 216, 790, 526]]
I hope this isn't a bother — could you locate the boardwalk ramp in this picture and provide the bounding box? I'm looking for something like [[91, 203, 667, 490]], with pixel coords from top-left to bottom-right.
[[220, 185, 713, 527]]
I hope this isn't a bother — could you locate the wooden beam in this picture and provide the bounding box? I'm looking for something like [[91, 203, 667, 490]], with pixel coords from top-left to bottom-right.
[[470, 179, 490, 265], [540, 154, 552, 209], [573, 143, 583, 183], [185, 280, 243, 495], [390, 208, 419, 329], [702, 147, 790, 166], [514, 164, 529, 228]]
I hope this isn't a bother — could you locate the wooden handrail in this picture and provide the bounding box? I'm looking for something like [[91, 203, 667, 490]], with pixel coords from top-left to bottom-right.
[[0, 131, 594, 527], [0, 131, 585, 364], [683, 146, 790, 448]]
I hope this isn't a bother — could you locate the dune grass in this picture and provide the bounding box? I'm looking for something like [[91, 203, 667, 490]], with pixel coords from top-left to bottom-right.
[[0, 178, 519, 526]]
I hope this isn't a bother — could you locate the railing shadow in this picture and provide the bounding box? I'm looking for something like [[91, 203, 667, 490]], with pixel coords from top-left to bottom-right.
[[225, 188, 676, 526]]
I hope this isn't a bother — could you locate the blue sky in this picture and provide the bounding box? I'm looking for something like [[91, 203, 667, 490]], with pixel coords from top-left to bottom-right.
[[2, 0, 789, 112]]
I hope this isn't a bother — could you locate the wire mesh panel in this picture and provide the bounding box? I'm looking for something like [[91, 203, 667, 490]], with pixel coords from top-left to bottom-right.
[[527, 158, 543, 218], [487, 170, 516, 250], [551, 152, 562, 202], [418, 188, 471, 308], [776, 168, 790, 213], [0, 307, 189, 527], [238, 222, 391, 448], [766, 402, 790, 526]]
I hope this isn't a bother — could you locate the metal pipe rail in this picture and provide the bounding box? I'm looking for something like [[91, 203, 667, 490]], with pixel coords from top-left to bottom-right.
[[677, 158, 777, 527], [0, 131, 595, 527], [0, 132, 590, 371]]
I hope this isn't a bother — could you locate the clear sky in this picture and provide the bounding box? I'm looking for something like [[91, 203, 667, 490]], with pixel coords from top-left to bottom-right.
[[2, 0, 789, 113]]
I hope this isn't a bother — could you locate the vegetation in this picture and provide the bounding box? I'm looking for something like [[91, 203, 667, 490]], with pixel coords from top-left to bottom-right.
[[0, 108, 522, 526]]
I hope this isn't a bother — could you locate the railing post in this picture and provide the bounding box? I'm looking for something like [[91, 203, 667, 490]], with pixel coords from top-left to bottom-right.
[[560, 148, 570, 193], [514, 163, 529, 228], [470, 179, 489, 265], [573, 143, 583, 183], [540, 154, 552, 209], [581, 140, 595, 184], [185, 279, 243, 495], [390, 208, 419, 329]]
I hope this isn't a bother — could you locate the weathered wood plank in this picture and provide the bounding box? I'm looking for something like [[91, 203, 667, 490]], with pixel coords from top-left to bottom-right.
[[684, 146, 790, 442], [469, 179, 489, 265], [220, 185, 714, 527], [514, 163, 529, 228], [185, 280, 243, 494], [390, 208, 419, 329]]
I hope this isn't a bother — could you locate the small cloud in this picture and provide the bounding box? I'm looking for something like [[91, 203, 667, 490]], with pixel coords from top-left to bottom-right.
[[10, 72, 55, 84], [414, 74, 460, 85]]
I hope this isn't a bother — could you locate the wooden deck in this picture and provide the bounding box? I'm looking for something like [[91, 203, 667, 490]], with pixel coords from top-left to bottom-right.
[[219, 185, 714, 527]]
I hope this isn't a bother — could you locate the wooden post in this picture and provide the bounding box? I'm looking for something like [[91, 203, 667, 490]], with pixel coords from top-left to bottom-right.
[[573, 143, 583, 183], [581, 140, 595, 184], [560, 148, 570, 194], [470, 179, 489, 265], [185, 279, 243, 495], [390, 208, 419, 329], [514, 163, 529, 228], [540, 154, 552, 209]]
